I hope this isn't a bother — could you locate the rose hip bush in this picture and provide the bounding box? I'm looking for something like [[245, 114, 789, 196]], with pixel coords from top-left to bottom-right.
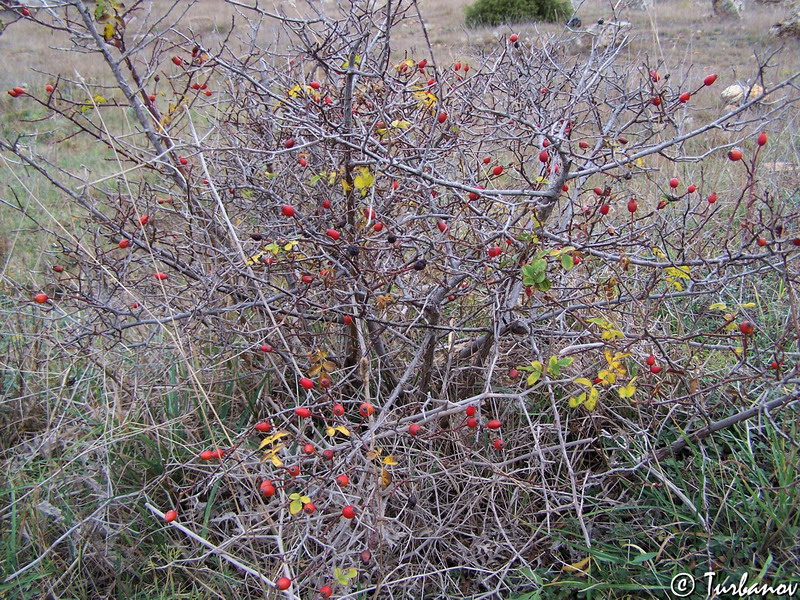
[[2, 0, 799, 597]]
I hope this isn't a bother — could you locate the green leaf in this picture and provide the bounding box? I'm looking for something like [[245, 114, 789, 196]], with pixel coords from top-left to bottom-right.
[[289, 500, 302, 515], [535, 277, 551, 292], [560, 254, 574, 270], [630, 552, 658, 564], [531, 258, 547, 272], [309, 174, 323, 185], [526, 361, 543, 386]]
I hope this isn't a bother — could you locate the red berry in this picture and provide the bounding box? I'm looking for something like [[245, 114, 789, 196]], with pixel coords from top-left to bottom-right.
[[342, 505, 357, 519], [34, 293, 49, 304], [295, 407, 311, 418], [487, 246, 502, 258], [703, 74, 717, 86], [650, 69, 661, 82], [466, 417, 478, 428], [538, 149, 549, 163], [739, 321, 755, 335], [336, 474, 350, 487], [540, 87, 548, 94], [53, 265, 64, 273], [627, 198, 638, 213], [138, 214, 149, 226], [483, 156, 492, 164], [255, 421, 272, 432], [757, 237, 768, 246], [465, 405, 477, 417], [679, 92, 691, 103], [20, 7, 30, 16], [164, 509, 177, 522], [287, 465, 301, 477], [154, 272, 168, 281], [454, 62, 462, 71], [8, 89, 19, 98], [646, 354, 656, 366], [281, 204, 295, 217], [418, 59, 428, 69], [651, 96, 661, 106], [487, 419, 502, 430], [179, 156, 188, 165], [326, 228, 340, 241], [509, 368, 519, 379], [757, 132, 768, 147], [492, 439, 505, 450], [509, 33, 518, 42], [657, 201, 667, 210], [275, 577, 291, 591], [600, 204, 610, 215], [322, 199, 331, 209], [437, 220, 448, 233], [284, 139, 295, 148], [322, 449, 334, 460], [562, 184, 569, 192], [437, 112, 448, 124], [728, 149, 743, 161], [650, 365, 662, 374], [408, 423, 422, 436], [669, 178, 679, 189], [707, 192, 718, 204], [260, 480, 276, 496], [303, 443, 315, 455], [794, 238, 800, 247], [301, 274, 313, 284], [373, 221, 383, 232], [319, 377, 331, 388], [298, 157, 308, 167], [359, 402, 374, 417], [260, 343, 273, 353], [299, 377, 314, 390], [200, 449, 224, 460], [333, 404, 345, 416], [320, 585, 333, 598], [687, 184, 697, 193], [770, 360, 779, 370], [303, 502, 316, 514], [309, 81, 321, 90], [172, 56, 182, 66], [149, 94, 156, 102], [492, 165, 504, 176], [593, 187, 604, 196], [573, 255, 582, 265]]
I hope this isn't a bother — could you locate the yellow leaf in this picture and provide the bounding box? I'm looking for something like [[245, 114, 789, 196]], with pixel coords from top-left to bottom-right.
[[102, 22, 115, 41], [568, 396, 579, 408], [259, 432, 290, 449], [574, 378, 593, 387], [585, 387, 599, 410], [381, 467, 392, 488], [740, 302, 755, 308], [563, 556, 591, 574], [709, 302, 727, 311], [341, 179, 352, 192], [354, 167, 374, 195], [289, 500, 302, 515], [366, 448, 383, 461], [413, 90, 438, 109], [391, 119, 411, 129], [326, 426, 336, 437], [245, 251, 265, 266], [270, 452, 284, 467], [383, 455, 397, 466], [618, 378, 637, 399], [335, 425, 350, 437]]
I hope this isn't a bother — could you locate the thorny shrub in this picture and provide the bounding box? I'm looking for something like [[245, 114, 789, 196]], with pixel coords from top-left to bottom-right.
[[1, 0, 799, 597]]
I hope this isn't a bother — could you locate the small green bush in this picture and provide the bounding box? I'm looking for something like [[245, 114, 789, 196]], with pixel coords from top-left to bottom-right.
[[465, 0, 571, 27]]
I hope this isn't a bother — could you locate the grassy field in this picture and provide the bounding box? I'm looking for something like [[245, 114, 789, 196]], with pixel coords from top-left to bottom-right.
[[1, 0, 799, 599]]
